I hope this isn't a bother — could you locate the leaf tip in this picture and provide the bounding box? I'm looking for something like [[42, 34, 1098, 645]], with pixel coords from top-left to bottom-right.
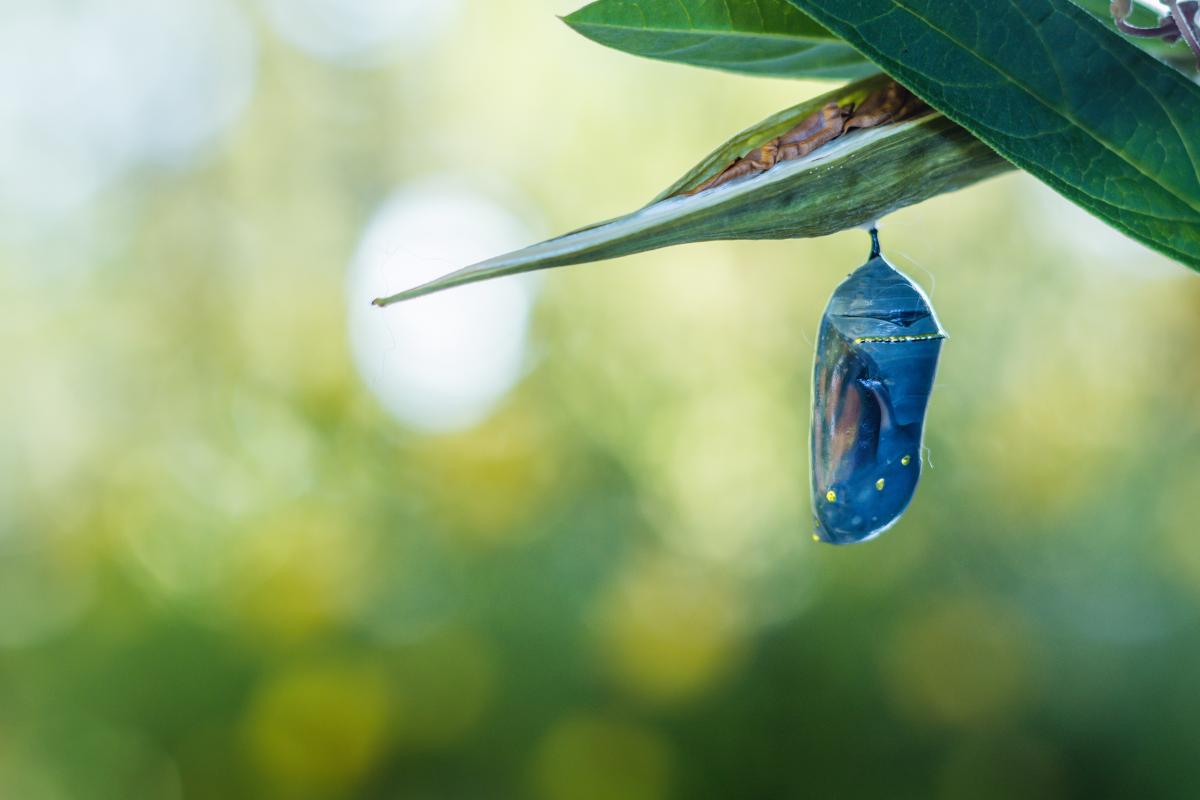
[[371, 293, 403, 308], [558, 5, 586, 28]]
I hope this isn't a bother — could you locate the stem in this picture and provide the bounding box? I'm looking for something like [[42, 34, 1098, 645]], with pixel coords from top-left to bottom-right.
[[1113, 17, 1180, 36], [1168, 0, 1200, 69]]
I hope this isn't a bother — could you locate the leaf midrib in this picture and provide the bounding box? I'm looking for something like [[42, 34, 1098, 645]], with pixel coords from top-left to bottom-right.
[[643, 41, 858, 68]]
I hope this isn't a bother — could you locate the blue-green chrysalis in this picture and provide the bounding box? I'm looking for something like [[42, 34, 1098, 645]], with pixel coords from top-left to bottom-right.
[[810, 229, 945, 544]]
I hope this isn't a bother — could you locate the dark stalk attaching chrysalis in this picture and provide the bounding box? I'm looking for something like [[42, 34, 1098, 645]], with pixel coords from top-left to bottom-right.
[[810, 229, 945, 545]]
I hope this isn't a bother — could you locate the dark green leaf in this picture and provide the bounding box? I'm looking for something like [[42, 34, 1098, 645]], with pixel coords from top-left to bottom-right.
[[373, 76, 1010, 306], [563, 0, 875, 79], [785, 0, 1200, 269]]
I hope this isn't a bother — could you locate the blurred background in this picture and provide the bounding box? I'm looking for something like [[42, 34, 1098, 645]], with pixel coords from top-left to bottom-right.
[[2, 1, 1199, 797]]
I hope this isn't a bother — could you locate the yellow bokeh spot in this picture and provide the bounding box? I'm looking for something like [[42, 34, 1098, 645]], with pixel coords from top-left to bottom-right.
[[532, 714, 672, 800], [882, 599, 1029, 728], [901, 455, 912, 466], [596, 556, 743, 704], [876, 478, 886, 491], [390, 629, 496, 751], [1153, 470, 1200, 596], [242, 661, 391, 793], [230, 507, 364, 645], [825, 490, 837, 503], [637, 386, 808, 563], [414, 404, 563, 549], [811, 533, 820, 542]]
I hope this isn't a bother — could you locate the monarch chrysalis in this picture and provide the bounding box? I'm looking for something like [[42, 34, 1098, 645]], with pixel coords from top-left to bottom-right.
[[810, 229, 945, 544]]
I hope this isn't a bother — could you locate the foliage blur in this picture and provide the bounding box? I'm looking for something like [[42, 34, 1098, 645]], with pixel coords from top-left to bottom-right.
[[2, 1, 1200, 798]]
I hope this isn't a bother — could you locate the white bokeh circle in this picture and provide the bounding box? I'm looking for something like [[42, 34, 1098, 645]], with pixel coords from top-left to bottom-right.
[[259, 0, 459, 67], [347, 181, 539, 433], [0, 0, 256, 232]]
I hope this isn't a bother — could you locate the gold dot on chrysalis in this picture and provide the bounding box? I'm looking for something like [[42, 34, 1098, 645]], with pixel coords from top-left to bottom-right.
[[826, 490, 837, 502], [875, 478, 885, 491], [901, 455, 911, 466], [812, 533, 820, 542]]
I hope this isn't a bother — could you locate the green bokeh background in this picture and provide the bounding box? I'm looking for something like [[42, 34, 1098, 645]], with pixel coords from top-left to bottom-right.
[[4, 2, 1200, 798]]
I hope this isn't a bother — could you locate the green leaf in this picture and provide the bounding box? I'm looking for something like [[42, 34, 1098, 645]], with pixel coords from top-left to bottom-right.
[[373, 76, 1010, 306], [784, 0, 1200, 270], [563, 0, 875, 79]]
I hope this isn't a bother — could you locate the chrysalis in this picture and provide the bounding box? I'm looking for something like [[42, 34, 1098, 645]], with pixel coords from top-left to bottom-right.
[[810, 229, 945, 544]]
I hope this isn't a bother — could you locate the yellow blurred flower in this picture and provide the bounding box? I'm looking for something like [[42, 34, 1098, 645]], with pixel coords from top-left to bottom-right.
[[414, 403, 565, 549], [532, 713, 672, 800], [389, 628, 496, 750], [229, 506, 366, 646], [595, 554, 744, 704], [241, 660, 392, 793]]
